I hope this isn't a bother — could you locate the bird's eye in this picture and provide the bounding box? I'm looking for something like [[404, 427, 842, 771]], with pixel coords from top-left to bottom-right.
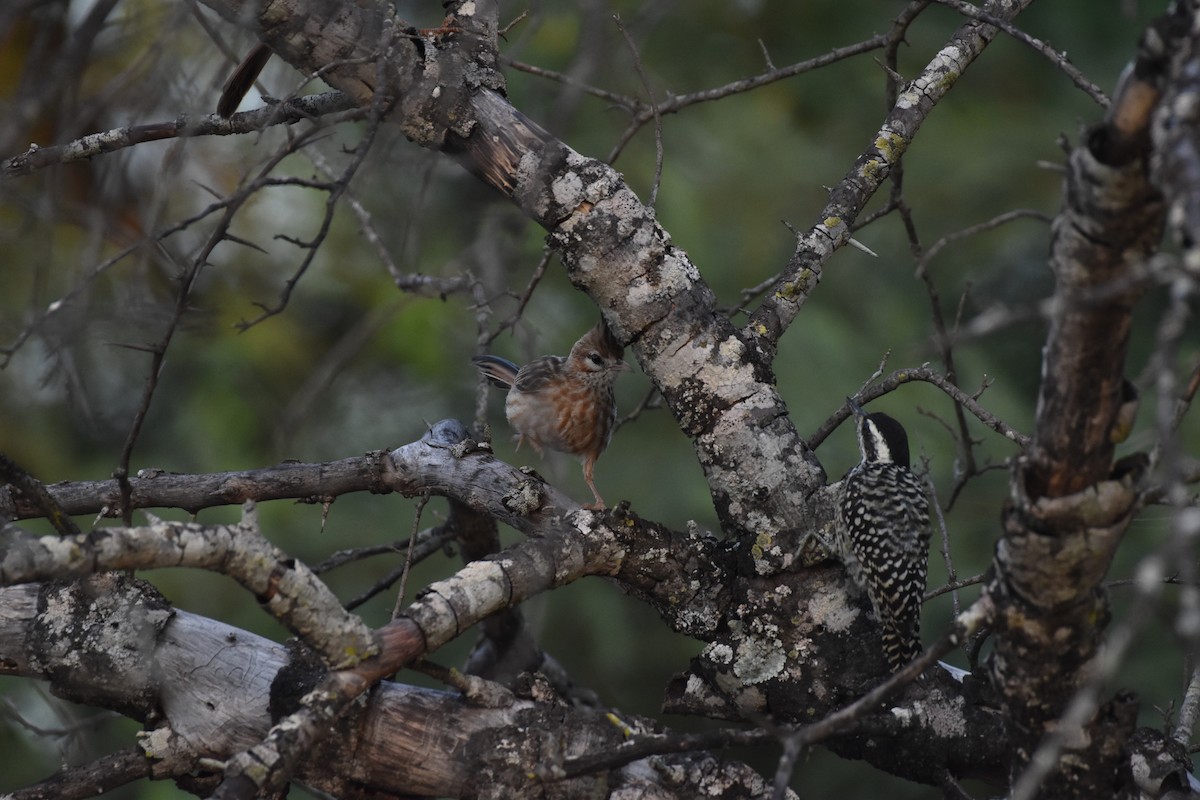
[[587, 352, 604, 367]]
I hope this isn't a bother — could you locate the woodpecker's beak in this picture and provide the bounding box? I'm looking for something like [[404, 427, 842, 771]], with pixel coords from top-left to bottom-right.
[[614, 360, 633, 373], [846, 396, 866, 418]]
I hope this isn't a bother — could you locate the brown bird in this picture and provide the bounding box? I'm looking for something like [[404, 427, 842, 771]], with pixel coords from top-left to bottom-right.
[[472, 323, 630, 508]]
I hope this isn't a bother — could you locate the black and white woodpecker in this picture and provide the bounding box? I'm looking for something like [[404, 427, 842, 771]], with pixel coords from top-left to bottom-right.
[[834, 397, 931, 672]]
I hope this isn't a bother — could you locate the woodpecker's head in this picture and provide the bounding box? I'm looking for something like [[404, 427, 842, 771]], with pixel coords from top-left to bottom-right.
[[847, 397, 911, 468]]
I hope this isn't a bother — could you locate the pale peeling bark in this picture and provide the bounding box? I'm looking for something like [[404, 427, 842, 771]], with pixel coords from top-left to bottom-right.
[[180, 4, 1010, 787], [393, 423, 1004, 786], [0, 504, 378, 669], [0, 578, 791, 799], [0, 424, 1003, 790], [456, 82, 827, 572]]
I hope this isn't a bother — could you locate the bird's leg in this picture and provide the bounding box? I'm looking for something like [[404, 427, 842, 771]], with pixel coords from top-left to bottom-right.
[[581, 457, 605, 509]]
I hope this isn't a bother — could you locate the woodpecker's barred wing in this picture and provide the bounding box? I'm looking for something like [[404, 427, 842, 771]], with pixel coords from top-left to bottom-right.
[[890, 471, 931, 543], [513, 355, 566, 392]]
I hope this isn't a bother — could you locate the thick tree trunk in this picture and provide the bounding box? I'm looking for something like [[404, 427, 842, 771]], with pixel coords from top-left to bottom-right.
[[987, 5, 1177, 796]]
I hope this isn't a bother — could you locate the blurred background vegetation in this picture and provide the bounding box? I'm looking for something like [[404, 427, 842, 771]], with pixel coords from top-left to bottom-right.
[[0, 0, 1194, 797]]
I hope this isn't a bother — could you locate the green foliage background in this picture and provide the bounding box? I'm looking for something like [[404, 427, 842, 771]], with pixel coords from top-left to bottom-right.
[[0, 1, 1194, 797]]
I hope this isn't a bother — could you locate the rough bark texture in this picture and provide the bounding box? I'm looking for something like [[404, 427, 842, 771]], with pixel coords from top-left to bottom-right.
[[1025, 142, 1163, 500], [0, 424, 1008, 792], [0, 453, 395, 521], [985, 4, 1179, 795], [0, 578, 791, 799], [1, 506, 379, 669]]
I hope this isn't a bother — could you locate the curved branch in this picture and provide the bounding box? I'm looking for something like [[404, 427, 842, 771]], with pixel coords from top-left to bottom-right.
[[0, 505, 378, 669], [805, 366, 1031, 452], [931, 0, 1108, 106], [7, 748, 156, 800]]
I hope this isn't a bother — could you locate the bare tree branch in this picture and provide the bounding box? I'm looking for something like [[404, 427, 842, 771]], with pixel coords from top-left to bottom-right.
[[931, 0, 1108, 106], [1, 503, 378, 669], [806, 365, 1030, 451], [746, 0, 1035, 348], [1, 93, 360, 178]]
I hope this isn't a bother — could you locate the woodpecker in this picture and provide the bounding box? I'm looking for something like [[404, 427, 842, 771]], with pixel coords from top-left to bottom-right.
[[834, 398, 931, 672]]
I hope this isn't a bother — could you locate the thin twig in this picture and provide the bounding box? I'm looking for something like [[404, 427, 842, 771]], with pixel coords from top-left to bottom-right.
[[909, 213, 1049, 516], [925, 573, 986, 601], [345, 520, 455, 612], [501, 59, 637, 110], [930, 0, 1108, 106], [606, 32, 893, 164], [236, 96, 395, 330], [310, 526, 442, 574], [393, 493, 430, 619], [926, 475, 961, 616], [310, 151, 473, 299], [108, 122, 337, 521], [807, 366, 1030, 451], [2, 94, 361, 178], [613, 14, 664, 206], [484, 247, 554, 345], [917, 209, 1052, 273], [614, 385, 663, 431]]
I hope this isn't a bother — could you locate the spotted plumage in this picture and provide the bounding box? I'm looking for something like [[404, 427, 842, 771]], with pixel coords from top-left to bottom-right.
[[472, 322, 630, 508], [834, 399, 931, 672]]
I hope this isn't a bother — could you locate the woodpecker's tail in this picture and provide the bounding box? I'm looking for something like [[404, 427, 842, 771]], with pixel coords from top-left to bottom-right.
[[881, 612, 922, 673], [472, 355, 519, 390]]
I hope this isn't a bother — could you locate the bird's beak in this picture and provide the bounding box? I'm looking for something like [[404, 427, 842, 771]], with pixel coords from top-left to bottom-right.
[[846, 395, 866, 418], [615, 360, 633, 373]]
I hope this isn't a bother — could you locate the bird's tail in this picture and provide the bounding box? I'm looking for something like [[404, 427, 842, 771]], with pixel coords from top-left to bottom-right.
[[218, 43, 272, 117], [881, 611, 922, 673], [472, 355, 519, 390]]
